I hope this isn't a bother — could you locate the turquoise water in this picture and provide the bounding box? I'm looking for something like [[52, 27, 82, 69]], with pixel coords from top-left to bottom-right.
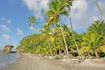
[[0, 53, 20, 69]]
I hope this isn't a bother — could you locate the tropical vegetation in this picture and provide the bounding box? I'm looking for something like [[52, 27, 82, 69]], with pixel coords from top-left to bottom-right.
[[16, 0, 105, 58]]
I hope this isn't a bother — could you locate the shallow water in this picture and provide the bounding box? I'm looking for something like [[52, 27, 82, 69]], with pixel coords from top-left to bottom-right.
[[0, 53, 20, 69]]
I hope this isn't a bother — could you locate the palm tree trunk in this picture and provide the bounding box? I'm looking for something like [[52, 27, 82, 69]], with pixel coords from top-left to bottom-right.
[[58, 21, 69, 55], [53, 26, 57, 55], [59, 34, 62, 55], [47, 37, 52, 55], [94, 0, 105, 21], [95, 50, 99, 58], [68, 15, 79, 52], [54, 38, 57, 55]]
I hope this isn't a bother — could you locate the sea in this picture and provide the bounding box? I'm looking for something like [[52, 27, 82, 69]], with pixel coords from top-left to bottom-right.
[[0, 53, 20, 69]]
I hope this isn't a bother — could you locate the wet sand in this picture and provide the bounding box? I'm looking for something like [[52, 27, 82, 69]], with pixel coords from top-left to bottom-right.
[[1, 53, 105, 70]]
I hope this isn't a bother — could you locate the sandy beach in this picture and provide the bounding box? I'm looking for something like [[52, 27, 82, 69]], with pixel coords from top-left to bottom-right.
[[1, 53, 105, 70]]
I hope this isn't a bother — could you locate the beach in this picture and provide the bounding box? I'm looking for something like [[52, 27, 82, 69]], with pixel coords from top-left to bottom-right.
[[0, 53, 20, 69], [1, 53, 105, 70]]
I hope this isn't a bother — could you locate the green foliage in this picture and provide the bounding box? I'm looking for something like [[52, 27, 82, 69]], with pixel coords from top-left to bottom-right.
[[17, 0, 105, 58], [78, 20, 105, 57], [28, 16, 37, 27]]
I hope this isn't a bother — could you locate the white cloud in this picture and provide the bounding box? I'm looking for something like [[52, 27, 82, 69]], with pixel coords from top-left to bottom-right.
[[97, 1, 105, 9], [90, 16, 98, 22], [87, 16, 99, 26], [0, 18, 6, 20], [0, 25, 11, 32], [2, 34, 11, 40], [0, 18, 12, 24], [23, 0, 49, 18], [67, 0, 90, 32], [71, 0, 88, 20], [17, 28, 24, 35]]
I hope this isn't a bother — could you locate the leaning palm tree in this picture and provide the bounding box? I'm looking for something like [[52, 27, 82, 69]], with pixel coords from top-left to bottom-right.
[[44, 0, 69, 55], [94, 0, 105, 21], [65, 0, 79, 52]]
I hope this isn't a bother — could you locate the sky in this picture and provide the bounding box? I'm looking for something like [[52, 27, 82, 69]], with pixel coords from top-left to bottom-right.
[[0, 0, 105, 50]]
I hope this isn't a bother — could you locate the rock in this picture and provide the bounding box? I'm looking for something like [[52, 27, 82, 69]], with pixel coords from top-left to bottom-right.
[[84, 59, 95, 63], [62, 58, 80, 64], [2, 45, 14, 53], [89, 56, 96, 59], [38, 54, 42, 56], [0, 50, 2, 53], [44, 55, 48, 58], [60, 54, 64, 57], [56, 55, 63, 59], [63, 55, 70, 59], [103, 57, 105, 61], [41, 54, 45, 57], [48, 56, 56, 59], [93, 58, 105, 63], [77, 56, 85, 61]]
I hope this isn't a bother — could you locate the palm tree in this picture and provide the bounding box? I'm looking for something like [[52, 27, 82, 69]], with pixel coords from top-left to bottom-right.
[[88, 20, 105, 36], [28, 16, 37, 27], [81, 32, 103, 58], [39, 24, 55, 55], [27, 16, 37, 50], [65, 0, 79, 52], [44, 0, 69, 55], [80, 21, 105, 58], [94, 0, 105, 21]]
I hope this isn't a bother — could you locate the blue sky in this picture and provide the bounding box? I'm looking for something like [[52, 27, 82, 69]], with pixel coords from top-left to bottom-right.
[[0, 0, 105, 50]]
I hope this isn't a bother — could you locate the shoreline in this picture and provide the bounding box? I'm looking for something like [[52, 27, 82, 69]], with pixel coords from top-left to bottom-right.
[[0, 53, 20, 70], [0, 53, 105, 70]]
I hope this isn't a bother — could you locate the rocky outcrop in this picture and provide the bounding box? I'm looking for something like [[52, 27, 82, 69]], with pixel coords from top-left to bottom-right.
[[0, 50, 2, 53], [2, 45, 14, 53]]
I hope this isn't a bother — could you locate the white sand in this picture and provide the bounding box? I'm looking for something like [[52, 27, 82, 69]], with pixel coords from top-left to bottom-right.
[[1, 53, 105, 70]]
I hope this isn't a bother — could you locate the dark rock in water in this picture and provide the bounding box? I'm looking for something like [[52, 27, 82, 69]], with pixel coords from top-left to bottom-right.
[[10, 51, 16, 53]]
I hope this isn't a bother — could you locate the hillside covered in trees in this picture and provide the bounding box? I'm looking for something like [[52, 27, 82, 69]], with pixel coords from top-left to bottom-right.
[[16, 20, 105, 58]]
